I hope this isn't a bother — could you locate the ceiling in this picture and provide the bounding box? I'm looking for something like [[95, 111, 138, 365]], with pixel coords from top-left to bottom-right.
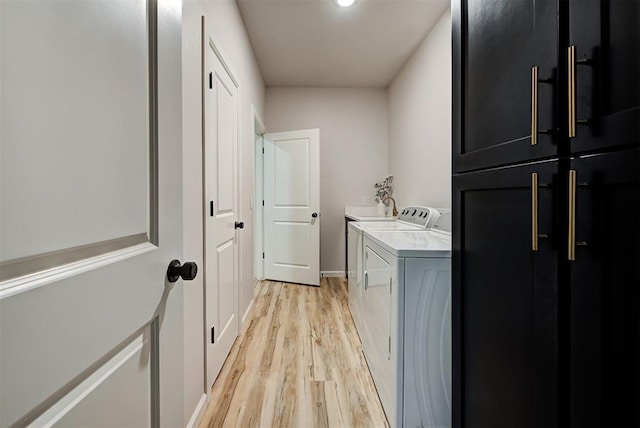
[[236, 0, 450, 88]]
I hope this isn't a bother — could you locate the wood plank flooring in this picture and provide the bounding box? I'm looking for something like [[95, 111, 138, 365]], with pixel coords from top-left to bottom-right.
[[198, 278, 389, 428]]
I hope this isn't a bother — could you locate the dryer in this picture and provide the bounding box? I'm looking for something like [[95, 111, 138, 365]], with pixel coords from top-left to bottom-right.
[[361, 225, 451, 428], [347, 207, 440, 340]]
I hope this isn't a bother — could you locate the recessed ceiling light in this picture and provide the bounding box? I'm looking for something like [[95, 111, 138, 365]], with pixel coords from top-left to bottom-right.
[[336, 0, 355, 7]]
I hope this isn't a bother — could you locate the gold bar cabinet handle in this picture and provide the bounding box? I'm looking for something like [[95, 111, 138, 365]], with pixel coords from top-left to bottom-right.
[[568, 46, 577, 138], [531, 66, 538, 145], [568, 170, 577, 260], [532, 173, 539, 251]]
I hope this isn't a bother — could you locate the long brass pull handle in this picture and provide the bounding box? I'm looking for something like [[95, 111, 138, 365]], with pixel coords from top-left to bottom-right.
[[568, 45, 594, 137], [531, 67, 538, 145], [568, 170, 577, 260], [568, 46, 577, 138], [532, 173, 539, 251]]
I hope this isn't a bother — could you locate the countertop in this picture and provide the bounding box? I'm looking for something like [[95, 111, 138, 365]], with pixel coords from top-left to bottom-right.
[[344, 206, 396, 222]]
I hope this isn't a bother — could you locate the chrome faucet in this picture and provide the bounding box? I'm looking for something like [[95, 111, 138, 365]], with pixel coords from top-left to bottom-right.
[[382, 195, 398, 217]]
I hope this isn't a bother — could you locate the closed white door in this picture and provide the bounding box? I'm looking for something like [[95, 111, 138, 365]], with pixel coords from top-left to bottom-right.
[[0, 1, 184, 426], [203, 26, 240, 388], [263, 129, 320, 286]]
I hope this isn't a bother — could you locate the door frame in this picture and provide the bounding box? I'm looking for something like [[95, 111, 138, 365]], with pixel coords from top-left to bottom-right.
[[200, 22, 243, 385], [252, 105, 266, 281]]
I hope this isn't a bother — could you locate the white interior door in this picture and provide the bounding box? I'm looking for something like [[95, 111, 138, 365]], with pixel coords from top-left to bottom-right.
[[203, 26, 240, 388], [263, 129, 320, 286], [0, 1, 184, 426]]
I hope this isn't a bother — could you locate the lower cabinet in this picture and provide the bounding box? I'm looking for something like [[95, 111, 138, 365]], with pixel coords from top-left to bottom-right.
[[453, 160, 559, 427], [454, 150, 639, 426], [569, 149, 639, 427]]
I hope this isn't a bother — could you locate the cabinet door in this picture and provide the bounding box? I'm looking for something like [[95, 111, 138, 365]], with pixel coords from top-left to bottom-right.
[[568, 149, 639, 426], [453, 0, 559, 172], [568, 1, 639, 154], [453, 160, 559, 426]]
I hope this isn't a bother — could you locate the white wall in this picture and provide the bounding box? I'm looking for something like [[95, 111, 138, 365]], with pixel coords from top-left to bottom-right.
[[182, 0, 265, 424], [265, 88, 388, 273], [388, 9, 452, 209]]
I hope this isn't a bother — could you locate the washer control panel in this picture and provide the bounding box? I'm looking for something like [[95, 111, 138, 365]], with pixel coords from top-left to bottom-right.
[[397, 206, 441, 229]]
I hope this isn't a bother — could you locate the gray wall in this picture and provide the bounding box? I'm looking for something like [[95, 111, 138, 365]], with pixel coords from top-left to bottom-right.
[[388, 9, 452, 209]]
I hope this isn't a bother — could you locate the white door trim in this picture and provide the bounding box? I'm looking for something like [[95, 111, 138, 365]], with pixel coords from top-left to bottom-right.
[[29, 335, 147, 427], [0, 243, 155, 300], [252, 105, 265, 281], [205, 30, 240, 89]]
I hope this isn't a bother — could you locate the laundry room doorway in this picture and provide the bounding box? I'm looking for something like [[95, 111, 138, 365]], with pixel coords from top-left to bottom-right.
[[256, 129, 321, 286]]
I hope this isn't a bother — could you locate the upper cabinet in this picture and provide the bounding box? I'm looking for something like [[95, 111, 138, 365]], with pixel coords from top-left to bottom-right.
[[568, 0, 639, 154], [453, 0, 559, 172], [454, 0, 640, 173]]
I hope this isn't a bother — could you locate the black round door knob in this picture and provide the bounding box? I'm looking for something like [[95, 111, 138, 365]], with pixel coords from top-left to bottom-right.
[[311, 212, 318, 218], [167, 260, 198, 283], [235, 221, 245, 229]]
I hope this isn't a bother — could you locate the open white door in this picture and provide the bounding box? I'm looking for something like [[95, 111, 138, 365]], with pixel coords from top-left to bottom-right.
[[0, 1, 184, 426], [263, 129, 320, 286], [203, 25, 240, 388]]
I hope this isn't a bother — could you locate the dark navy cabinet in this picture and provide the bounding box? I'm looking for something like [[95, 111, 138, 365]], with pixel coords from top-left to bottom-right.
[[568, 149, 639, 427], [453, 0, 559, 173], [568, 0, 640, 156], [453, 161, 559, 427], [453, 0, 639, 426]]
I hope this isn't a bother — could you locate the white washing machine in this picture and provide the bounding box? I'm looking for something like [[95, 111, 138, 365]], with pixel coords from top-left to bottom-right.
[[361, 224, 451, 428], [347, 207, 440, 340]]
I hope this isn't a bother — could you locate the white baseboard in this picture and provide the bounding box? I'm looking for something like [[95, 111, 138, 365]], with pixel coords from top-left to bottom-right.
[[320, 271, 346, 278], [242, 297, 255, 327], [186, 393, 208, 428]]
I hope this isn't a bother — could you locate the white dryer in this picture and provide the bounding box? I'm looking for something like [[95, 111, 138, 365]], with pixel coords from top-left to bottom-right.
[[361, 225, 451, 428], [347, 207, 440, 340]]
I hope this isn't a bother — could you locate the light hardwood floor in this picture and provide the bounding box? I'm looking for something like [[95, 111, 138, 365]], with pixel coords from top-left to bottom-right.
[[198, 278, 389, 428]]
